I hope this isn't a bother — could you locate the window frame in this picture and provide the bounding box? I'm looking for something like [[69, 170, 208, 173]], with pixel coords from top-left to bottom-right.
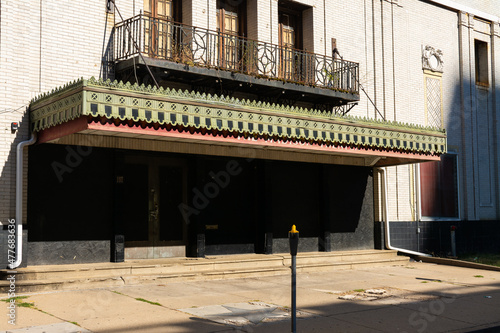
[[474, 39, 489, 87], [419, 152, 461, 221]]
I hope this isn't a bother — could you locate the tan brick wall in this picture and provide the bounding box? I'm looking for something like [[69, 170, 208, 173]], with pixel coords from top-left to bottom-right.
[[247, 0, 258, 41], [0, 0, 134, 224], [182, 0, 193, 26], [0, 0, 499, 226], [320, 0, 498, 221], [189, 0, 212, 30]]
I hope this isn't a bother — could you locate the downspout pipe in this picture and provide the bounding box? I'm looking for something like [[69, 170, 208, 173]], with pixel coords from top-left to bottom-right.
[[378, 167, 431, 257], [415, 164, 422, 252], [9, 132, 37, 269], [415, 164, 422, 222]]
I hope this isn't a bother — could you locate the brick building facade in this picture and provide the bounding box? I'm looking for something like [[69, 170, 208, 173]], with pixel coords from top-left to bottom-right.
[[0, 0, 497, 267]]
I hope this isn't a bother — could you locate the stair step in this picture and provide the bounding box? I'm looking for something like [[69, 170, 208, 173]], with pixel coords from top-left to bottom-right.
[[0, 250, 408, 294]]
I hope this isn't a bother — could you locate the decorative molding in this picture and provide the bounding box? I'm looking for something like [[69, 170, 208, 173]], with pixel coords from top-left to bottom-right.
[[384, 0, 401, 6], [468, 13, 475, 28], [31, 78, 445, 133], [422, 45, 444, 73], [427, 0, 499, 24], [423, 69, 442, 78], [473, 18, 491, 35], [30, 78, 447, 156], [30, 91, 84, 131], [459, 11, 468, 27], [424, 76, 443, 129], [493, 23, 500, 37]]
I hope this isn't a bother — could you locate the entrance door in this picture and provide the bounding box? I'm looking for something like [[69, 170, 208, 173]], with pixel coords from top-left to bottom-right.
[[216, 0, 246, 70], [278, 6, 309, 83], [122, 157, 187, 259], [144, 0, 175, 59], [279, 13, 295, 80], [217, 6, 239, 69]]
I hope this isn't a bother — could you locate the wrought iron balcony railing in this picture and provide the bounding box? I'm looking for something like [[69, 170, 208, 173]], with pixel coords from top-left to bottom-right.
[[115, 15, 359, 95]]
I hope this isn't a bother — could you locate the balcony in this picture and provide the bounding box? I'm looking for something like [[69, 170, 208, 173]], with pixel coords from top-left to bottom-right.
[[114, 15, 359, 111]]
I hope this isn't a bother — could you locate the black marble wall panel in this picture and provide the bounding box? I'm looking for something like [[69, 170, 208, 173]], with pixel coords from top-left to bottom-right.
[[272, 237, 319, 254], [28, 240, 110, 265]]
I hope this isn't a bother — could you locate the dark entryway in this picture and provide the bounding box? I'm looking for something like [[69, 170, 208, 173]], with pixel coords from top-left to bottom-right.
[[193, 157, 258, 255], [26, 143, 375, 265], [121, 156, 188, 259]]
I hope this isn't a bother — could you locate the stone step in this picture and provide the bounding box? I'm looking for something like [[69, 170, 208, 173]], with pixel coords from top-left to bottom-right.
[[1, 255, 286, 281], [1, 250, 398, 281], [296, 257, 410, 272], [282, 250, 401, 266], [0, 250, 408, 294]]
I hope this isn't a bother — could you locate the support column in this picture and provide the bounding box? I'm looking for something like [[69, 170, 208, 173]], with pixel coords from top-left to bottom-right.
[[253, 159, 269, 254], [194, 157, 205, 257], [319, 165, 331, 252], [112, 151, 125, 262], [458, 11, 476, 220], [264, 160, 273, 254], [491, 22, 500, 219]]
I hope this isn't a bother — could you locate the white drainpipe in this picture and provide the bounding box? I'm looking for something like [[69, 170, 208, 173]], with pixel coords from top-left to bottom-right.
[[378, 167, 431, 257], [415, 164, 422, 222], [9, 132, 37, 269]]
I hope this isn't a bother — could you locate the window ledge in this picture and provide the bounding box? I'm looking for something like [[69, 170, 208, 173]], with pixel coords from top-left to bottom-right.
[[475, 82, 490, 90], [421, 217, 460, 222]]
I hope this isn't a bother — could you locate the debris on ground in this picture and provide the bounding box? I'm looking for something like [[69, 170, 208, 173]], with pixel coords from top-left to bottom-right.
[[338, 289, 388, 301], [365, 289, 387, 295]]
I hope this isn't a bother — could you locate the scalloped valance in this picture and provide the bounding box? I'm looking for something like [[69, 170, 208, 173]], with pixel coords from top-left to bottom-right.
[[30, 78, 446, 160]]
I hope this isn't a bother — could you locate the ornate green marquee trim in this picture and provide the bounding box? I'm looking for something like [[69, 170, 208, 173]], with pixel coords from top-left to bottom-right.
[[30, 77, 447, 155]]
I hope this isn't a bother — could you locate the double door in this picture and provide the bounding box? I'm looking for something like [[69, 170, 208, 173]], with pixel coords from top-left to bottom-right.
[[122, 157, 187, 258]]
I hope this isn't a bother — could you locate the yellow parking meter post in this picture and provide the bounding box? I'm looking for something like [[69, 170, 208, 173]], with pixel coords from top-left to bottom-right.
[[289, 225, 299, 333]]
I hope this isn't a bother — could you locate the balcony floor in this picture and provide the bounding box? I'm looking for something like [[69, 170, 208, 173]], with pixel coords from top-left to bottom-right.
[[115, 56, 360, 111]]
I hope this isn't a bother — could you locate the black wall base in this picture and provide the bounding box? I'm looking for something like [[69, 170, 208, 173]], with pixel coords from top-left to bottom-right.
[[319, 232, 331, 252], [196, 234, 205, 258], [112, 235, 124, 262], [389, 220, 500, 256], [205, 244, 255, 255], [272, 237, 319, 254], [374, 221, 385, 250], [28, 240, 111, 265], [265, 232, 273, 254]]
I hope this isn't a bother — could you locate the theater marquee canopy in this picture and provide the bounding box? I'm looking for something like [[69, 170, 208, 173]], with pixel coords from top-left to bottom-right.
[[29, 78, 446, 166]]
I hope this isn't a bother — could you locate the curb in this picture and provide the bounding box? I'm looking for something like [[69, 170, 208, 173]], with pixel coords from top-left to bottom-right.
[[415, 256, 500, 272]]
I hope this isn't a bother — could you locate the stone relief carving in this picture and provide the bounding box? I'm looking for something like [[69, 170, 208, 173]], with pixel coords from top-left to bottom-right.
[[422, 45, 444, 73]]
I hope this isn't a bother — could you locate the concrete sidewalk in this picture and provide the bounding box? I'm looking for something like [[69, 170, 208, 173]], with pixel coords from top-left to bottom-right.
[[1, 261, 500, 332]]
